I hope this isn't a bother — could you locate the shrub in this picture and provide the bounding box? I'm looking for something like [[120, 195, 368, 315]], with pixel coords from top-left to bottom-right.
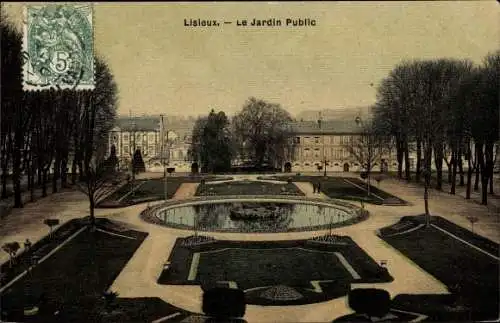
[[44, 218, 60, 237], [102, 290, 119, 313], [203, 288, 246, 319], [2, 242, 20, 267], [348, 288, 391, 318]]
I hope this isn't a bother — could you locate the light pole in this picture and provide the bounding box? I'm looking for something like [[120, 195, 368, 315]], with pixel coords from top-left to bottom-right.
[[355, 116, 371, 197], [160, 115, 169, 201], [130, 111, 136, 196], [318, 112, 327, 177]]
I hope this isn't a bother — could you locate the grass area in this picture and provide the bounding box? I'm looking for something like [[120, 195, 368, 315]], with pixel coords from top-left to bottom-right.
[[196, 248, 348, 290], [379, 216, 499, 321], [98, 175, 232, 207], [260, 175, 406, 205], [1, 218, 86, 288], [160, 237, 392, 305], [0, 219, 191, 322], [195, 181, 304, 197]]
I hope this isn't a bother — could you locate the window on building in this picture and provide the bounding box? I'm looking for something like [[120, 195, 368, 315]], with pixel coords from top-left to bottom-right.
[[304, 148, 310, 151], [294, 137, 300, 144], [123, 145, 129, 154], [315, 137, 320, 144], [123, 133, 129, 141]]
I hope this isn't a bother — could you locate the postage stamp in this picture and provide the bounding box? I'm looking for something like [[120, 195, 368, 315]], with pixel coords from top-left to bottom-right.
[[22, 4, 95, 91]]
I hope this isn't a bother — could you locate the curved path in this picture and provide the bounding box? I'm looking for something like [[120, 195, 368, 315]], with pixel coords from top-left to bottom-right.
[[1, 174, 498, 322], [105, 181, 448, 322]]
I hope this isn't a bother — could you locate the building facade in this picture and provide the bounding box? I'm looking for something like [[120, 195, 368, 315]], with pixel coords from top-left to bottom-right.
[[107, 116, 490, 174], [107, 116, 194, 172], [287, 120, 398, 173]]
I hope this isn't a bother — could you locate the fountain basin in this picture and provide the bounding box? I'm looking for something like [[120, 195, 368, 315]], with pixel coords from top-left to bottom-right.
[[141, 196, 367, 233]]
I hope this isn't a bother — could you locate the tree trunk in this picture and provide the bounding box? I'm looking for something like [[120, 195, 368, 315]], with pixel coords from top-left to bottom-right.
[[71, 158, 77, 185], [486, 143, 494, 195], [466, 158, 473, 200], [450, 150, 458, 195], [404, 141, 411, 181], [61, 153, 68, 188], [0, 141, 10, 199], [12, 146, 22, 208], [424, 141, 432, 227], [30, 158, 36, 202], [477, 142, 488, 205], [447, 156, 453, 184], [26, 161, 31, 191], [26, 158, 32, 202], [396, 140, 404, 179], [89, 197, 96, 230], [1, 171, 8, 199], [78, 161, 84, 182], [37, 165, 42, 186], [416, 139, 422, 182], [42, 170, 48, 197], [458, 155, 465, 186], [474, 160, 480, 192], [434, 143, 444, 191], [52, 154, 60, 194], [12, 172, 22, 208]]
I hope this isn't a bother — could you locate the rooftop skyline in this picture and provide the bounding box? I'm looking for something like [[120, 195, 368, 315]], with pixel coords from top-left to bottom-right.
[[3, 2, 499, 117]]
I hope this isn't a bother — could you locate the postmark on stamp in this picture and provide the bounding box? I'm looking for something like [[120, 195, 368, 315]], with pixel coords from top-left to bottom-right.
[[22, 4, 95, 91]]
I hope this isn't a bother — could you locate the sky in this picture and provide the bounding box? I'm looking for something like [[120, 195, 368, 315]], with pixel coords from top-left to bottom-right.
[[4, 2, 499, 117]]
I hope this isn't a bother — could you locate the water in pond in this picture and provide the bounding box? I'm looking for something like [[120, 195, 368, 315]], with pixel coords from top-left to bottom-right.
[[157, 201, 357, 232]]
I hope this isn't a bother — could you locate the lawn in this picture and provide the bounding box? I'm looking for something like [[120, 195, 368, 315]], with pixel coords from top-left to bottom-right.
[[260, 175, 406, 205], [159, 237, 393, 305], [196, 248, 349, 290], [98, 175, 232, 207], [0, 219, 192, 322], [195, 181, 304, 197], [1, 218, 86, 288], [379, 216, 499, 321]]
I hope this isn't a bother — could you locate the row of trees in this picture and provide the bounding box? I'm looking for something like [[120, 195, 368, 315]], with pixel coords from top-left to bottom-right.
[[1, 17, 119, 225], [373, 52, 499, 206], [189, 97, 294, 172]]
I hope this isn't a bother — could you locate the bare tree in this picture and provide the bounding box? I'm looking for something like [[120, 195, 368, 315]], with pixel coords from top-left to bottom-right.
[[345, 117, 390, 196], [76, 58, 118, 229]]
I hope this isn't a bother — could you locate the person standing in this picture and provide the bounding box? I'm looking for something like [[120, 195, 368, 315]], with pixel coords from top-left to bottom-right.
[[313, 182, 317, 193], [317, 181, 322, 194]]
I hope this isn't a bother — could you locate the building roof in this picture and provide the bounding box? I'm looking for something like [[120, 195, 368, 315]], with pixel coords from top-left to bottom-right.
[[115, 117, 160, 131], [113, 116, 367, 136], [114, 117, 195, 139], [290, 120, 365, 135]]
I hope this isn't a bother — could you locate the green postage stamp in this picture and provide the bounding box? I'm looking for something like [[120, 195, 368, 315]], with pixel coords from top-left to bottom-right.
[[22, 4, 95, 90]]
